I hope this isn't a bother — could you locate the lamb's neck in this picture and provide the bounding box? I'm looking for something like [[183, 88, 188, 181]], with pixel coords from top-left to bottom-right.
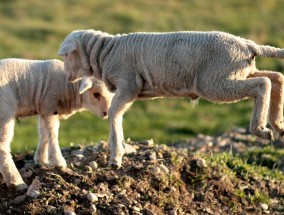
[[63, 81, 84, 112], [81, 31, 115, 79]]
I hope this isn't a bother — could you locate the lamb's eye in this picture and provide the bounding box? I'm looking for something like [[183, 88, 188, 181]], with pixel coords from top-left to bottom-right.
[[93, 92, 101, 100]]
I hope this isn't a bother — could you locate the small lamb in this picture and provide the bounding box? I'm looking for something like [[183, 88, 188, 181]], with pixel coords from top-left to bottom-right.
[[58, 30, 284, 168], [0, 59, 113, 190]]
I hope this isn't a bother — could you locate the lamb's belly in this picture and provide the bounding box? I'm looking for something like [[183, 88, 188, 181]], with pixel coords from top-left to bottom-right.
[[139, 80, 195, 99], [16, 106, 38, 118]]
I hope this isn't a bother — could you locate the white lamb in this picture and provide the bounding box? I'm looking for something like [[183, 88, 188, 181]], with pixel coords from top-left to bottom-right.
[[58, 29, 284, 168], [0, 59, 113, 190]]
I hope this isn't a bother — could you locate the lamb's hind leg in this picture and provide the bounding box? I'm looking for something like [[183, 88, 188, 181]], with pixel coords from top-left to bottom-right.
[[249, 71, 284, 137], [199, 77, 273, 140], [0, 118, 27, 190]]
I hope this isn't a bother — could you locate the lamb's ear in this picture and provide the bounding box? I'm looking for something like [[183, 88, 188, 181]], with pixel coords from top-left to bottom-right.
[[58, 39, 77, 56], [79, 77, 93, 94]]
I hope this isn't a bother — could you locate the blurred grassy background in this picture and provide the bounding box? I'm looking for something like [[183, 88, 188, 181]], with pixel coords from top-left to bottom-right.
[[0, 0, 284, 152]]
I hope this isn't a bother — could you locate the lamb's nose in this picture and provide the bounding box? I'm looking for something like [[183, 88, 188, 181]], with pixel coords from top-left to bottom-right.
[[103, 112, 107, 117]]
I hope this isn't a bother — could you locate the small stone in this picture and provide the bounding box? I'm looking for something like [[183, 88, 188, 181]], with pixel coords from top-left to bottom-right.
[[12, 195, 26, 204], [89, 161, 98, 170], [132, 206, 141, 212], [149, 152, 157, 160], [90, 204, 97, 212], [47, 205, 56, 213], [169, 209, 177, 215], [95, 193, 107, 198], [21, 170, 33, 179], [260, 203, 269, 211], [205, 207, 214, 214], [145, 208, 156, 215], [81, 189, 88, 195], [74, 162, 81, 167], [140, 139, 154, 146], [196, 158, 207, 168], [29, 190, 40, 198], [111, 185, 120, 192], [159, 164, 169, 174], [87, 192, 98, 203], [64, 210, 76, 215], [73, 178, 81, 185], [123, 143, 137, 154], [24, 160, 35, 169], [19, 167, 26, 174], [263, 210, 270, 214], [84, 165, 93, 173], [75, 154, 84, 159]]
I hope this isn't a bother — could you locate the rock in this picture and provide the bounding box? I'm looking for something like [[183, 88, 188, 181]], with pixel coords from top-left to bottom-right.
[[145, 208, 156, 215], [159, 164, 169, 174], [196, 158, 207, 168], [149, 151, 157, 160], [19, 167, 26, 174], [81, 189, 88, 195], [90, 204, 97, 212], [24, 161, 35, 169], [95, 193, 108, 198], [12, 195, 26, 204], [87, 192, 98, 203], [123, 143, 137, 154], [260, 203, 269, 211], [21, 170, 33, 179], [205, 207, 214, 214], [26, 176, 41, 197], [29, 190, 40, 198], [54, 184, 61, 189], [84, 165, 92, 173], [169, 209, 177, 215], [73, 162, 81, 167], [47, 205, 56, 213], [73, 178, 81, 185], [140, 139, 154, 147], [64, 210, 76, 215], [132, 206, 141, 212], [75, 154, 84, 159], [89, 161, 98, 170], [111, 185, 120, 192]]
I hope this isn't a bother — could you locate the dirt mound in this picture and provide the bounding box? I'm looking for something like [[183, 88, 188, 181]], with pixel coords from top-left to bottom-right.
[[0, 128, 283, 215]]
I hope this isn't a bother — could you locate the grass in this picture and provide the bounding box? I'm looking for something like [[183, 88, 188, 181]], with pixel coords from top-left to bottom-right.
[[0, 0, 284, 151]]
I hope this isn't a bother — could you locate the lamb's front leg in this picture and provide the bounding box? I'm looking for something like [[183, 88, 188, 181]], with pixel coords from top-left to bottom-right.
[[0, 118, 27, 190], [34, 116, 49, 165], [108, 89, 135, 168], [42, 115, 67, 168]]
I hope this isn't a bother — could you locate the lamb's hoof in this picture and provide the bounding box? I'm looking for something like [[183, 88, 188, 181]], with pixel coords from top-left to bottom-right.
[[266, 130, 274, 141], [109, 160, 122, 170], [14, 183, 28, 192], [49, 157, 67, 169], [252, 128, 274, 141], [278, 130, 284, 138]]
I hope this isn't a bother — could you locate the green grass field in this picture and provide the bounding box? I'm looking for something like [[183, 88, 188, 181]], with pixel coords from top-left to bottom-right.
[[1, 0, 284, 152]]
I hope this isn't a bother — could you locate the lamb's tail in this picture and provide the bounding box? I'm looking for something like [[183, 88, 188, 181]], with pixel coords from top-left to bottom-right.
[[246, 40, 284, 58]]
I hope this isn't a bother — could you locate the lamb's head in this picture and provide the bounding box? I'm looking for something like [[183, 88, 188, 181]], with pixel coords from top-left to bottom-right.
[[79, 77, 114, 119], [58, 30, 94, 82]]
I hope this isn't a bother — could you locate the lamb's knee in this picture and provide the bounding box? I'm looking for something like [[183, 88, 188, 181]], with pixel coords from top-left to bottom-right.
[[255, 77, 271, 97], [273, 73, 284, 89]]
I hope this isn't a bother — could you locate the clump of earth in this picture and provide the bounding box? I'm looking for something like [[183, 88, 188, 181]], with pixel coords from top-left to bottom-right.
[[0, 128, 283, 214]]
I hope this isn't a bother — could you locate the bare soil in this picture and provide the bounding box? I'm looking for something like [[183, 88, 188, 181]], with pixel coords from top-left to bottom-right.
[[0, 128, 283, 215]]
